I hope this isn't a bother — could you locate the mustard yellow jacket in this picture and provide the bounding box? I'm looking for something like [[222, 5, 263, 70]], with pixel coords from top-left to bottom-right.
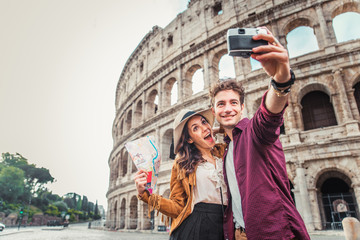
[[138, 144, 225, 235]]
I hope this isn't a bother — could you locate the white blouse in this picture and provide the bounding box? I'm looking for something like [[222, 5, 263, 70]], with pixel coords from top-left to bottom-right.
[[192, 157, 228, 208]]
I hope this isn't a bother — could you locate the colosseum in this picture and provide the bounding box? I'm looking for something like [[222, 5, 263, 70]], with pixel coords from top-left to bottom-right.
[[106, 0, 360, 233]]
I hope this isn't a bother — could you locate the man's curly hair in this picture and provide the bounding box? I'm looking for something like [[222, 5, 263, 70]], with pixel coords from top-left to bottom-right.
[[209, 79, 245, 106]]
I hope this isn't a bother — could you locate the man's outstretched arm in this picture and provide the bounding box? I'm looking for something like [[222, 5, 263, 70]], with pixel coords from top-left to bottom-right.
[[251, 27, 293, 114]]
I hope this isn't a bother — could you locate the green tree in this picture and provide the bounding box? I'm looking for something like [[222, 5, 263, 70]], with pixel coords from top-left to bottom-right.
[[81, 196, 88, 211], [45, 204, 60, 216], [0, 166, 25, 202], [53, 201, 68, 212], [1, 153, 54, 195], [63, 198, 75, 209]]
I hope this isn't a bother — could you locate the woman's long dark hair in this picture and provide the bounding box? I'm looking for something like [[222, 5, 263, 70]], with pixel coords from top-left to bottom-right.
[[176, 118, 207, 176]]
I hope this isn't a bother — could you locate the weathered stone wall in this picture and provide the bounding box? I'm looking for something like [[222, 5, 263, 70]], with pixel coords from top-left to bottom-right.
[[107, 0, 360, 232]]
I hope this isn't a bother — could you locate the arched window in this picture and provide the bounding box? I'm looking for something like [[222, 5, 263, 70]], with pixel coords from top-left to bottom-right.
[[164, 78, 177, 107], [162, 129, 173, 161], [171, 81, 178, 105], [333, 12, 360, 43], [286, 26, 319, 58], [120, 199, 126, 229], [218, 55, 235, 80], [317, 171, 358, 230], [301, 91, 337, 130], [126, 110, 132, 132], [122, 151, 128, 177], [134, 101, 142, 124], [147, 90, 159, 117], [353, 82, 360, 115], [129, 196, 138, 229], [192, 69, 204, 94], [120, 120, 123, 136]]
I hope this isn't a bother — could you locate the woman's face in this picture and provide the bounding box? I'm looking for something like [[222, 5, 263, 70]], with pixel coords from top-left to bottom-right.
[[186, 115, 215, 151]]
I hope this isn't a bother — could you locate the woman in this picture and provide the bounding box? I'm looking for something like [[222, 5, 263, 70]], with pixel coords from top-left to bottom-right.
[[134, 108, 227, 240]]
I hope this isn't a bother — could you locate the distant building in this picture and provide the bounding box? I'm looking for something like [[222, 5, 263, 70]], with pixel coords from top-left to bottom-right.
[[107, 0, 360, 232], [98, 205, 106, 219]]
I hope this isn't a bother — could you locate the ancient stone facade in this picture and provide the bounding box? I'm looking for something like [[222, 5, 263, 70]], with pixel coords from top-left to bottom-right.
[[107, 0, 360, 233]]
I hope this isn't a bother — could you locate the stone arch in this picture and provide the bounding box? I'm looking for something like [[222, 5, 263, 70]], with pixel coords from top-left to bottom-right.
[[129, 196, 138, 229], [162, 129, 173, 162], [134, 100, 143, 126], [185, 64, 204, 96], [351, 74, 360, 88], [120, 198, 126, 229], [332, 11, 360, 43], [315, 169, 359, 229], [297, 83, 333, 105], [211, 49, 232, 80], [331, 1, 360, 19], [282, 15, 318, 38], [146, 89, 159, 118], [282, 16, 320, 57], [163, 77, 177, 108]]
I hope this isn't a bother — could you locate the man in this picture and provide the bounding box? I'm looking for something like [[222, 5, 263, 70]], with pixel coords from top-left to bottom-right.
[[210, 28, 310, 240]]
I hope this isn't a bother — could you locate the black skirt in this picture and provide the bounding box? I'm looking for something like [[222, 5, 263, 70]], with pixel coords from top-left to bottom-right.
[[170, 202, 224, 240]]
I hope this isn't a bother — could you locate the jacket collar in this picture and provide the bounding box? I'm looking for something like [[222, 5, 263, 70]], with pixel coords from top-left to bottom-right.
[[224, 118, 250, 144]]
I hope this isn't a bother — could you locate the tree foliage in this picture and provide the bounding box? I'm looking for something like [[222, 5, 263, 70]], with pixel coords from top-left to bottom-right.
[[0, 152, 102, 223], [0, 166, 25, 202], [1, 153, 54, 195]]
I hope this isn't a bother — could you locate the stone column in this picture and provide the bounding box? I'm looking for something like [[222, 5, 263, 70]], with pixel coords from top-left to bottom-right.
[[203, 52, 211, 90], [131, 102, 136, 128], [158, 80, 163, 113], [333, 69, 353, 123], [293, 103, 304, 131], [326, 18, 337, 45], [308, 188, 322, 230], [142, 93, 146, 123], [125, 194, 129, 229], [278, 34, 286, 48], [177, 63, 184, 102], [295, 163, 315, 231], [137, 198, 141, 230], [352, 183, 360, 219], [315, 4, 329, 49]]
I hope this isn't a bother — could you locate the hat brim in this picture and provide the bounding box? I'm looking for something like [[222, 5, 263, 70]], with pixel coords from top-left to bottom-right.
[[173, 108, 214, 154]]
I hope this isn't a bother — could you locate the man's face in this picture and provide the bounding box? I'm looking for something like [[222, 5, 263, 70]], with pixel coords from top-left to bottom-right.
[[212, 89, 244, 130]]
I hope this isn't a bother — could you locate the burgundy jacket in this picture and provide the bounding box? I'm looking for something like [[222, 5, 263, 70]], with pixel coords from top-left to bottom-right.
[[222, 92, 310, 240]]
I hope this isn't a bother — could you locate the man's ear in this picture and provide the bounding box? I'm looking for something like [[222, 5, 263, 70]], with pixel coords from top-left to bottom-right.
[[211, 107, 215, 116], [187, 138, 194, 144]]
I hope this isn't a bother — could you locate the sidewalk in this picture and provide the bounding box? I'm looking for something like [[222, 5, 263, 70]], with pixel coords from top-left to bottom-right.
[[0, 227, 34, 237], [0, 226, 65, 237]]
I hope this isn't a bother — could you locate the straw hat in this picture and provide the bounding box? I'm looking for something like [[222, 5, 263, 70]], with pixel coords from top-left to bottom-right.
[[173, 108, 214, 154]]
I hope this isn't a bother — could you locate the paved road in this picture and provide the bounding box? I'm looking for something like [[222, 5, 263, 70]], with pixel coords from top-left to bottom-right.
[[0, 223, 346, 240]]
